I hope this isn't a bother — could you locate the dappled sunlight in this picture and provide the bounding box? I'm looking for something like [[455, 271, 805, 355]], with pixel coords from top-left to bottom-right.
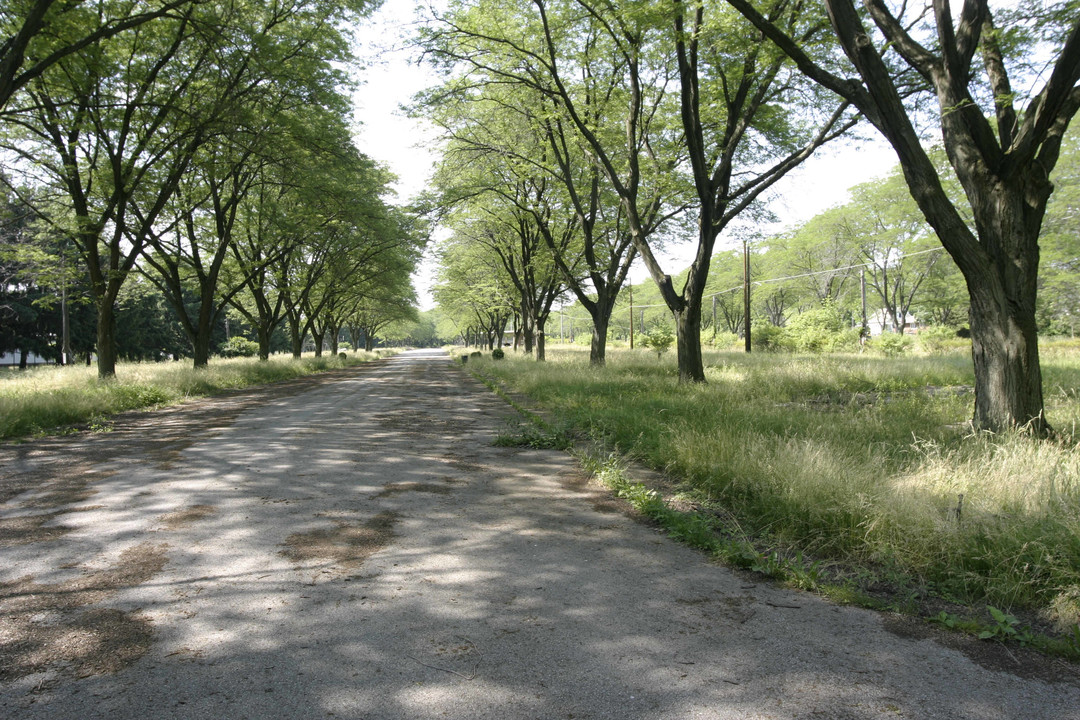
[[3, 350, 1078, 718]]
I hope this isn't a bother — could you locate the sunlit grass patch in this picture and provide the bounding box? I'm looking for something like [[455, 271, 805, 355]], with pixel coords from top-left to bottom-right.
[[472, 343, 1080, 637], [0, 351, 388, 440]]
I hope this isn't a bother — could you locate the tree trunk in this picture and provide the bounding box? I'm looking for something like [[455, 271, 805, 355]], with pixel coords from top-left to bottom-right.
[[191, 298, 215, 369], [675, 303, 705, 382], [96, 296, 118, 378], [256, 326, 271, 361], [535, 320, 546, 362], [288, 317, 303, 359], [311, 329, 325, 357], [18, 348, 27, 370], [191, 332, 212, 369], [589, 311, 610, 367], [329, 325, 339, 355]]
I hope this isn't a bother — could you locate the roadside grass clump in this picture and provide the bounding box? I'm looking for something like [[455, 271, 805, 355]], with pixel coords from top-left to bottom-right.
[[472, 344, 1080, 652], [0, 351, 388, 440]]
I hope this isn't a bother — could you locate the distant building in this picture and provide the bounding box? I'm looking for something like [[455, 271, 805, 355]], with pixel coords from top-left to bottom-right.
[[0, 351, 51, 367], [867, 309, 921, 336]]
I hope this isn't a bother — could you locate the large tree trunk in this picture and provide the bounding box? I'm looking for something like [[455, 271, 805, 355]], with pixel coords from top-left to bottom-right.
[[288, 315, 303, 359], [674, 304, 705, 382], [95, 296, 118, 378], [256, 326, 271, 361], [191, 298, 215, 369], [961, 180, 1049, 433], [589, 312, 610, 367], [535, 319, 547, 362], [191, 332, 212, 369]]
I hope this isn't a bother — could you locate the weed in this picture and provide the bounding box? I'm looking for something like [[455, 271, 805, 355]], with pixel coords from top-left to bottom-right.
[[979, 605, 1037, 646], [494, 419, 574, 450]]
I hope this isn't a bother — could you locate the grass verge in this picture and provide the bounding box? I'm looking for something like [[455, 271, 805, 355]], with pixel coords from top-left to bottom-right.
[[466, 343, 1080, 660], [0, 351, 392, 440]]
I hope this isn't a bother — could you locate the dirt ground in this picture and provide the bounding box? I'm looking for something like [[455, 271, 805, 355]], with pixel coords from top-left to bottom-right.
[[1, 349, 1079, 719]]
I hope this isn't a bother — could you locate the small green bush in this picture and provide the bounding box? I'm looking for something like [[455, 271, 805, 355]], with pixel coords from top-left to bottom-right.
[[869, 332, 914, 357], [220, 337, 260, 358], [751, 322, 784, 352], [492, 348, 505, 360], [917, 325, 966, 355], [704, 330, 740, 349], [641, 327, 675, 358], [783, 301, 860, 353]]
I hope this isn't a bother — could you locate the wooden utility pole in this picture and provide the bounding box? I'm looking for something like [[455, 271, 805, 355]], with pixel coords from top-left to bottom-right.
[[629, 284, 635, 349], [712, 295, 717, 338], [861, 269, 869, 343], [743, 239, 751, 353]]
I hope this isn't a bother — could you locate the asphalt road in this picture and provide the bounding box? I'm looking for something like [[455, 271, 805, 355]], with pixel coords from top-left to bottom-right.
[[2, 349, 1079, 719]]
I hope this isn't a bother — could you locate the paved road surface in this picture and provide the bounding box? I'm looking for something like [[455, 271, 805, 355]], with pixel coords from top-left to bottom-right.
[[2, 349, 1078, 719]]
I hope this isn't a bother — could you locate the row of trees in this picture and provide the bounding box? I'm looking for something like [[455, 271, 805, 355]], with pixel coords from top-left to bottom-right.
[[1, 0, 423, 374], [416, 0, 1080, 434]]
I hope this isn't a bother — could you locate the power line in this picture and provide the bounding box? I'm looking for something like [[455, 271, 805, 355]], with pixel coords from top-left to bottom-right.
[[552, 246, 947, 317]]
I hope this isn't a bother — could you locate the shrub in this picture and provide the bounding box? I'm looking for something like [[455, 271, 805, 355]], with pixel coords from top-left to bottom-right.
[[492, 348, 505, 360], [220, 337, 259, 358], [783, 301, 860, 353], [750, 321, 784, 352], [703, 330, 740, 349], [869, 331, 913, 356], [641, 327, 675, 358], [917, 325, 966, 355]]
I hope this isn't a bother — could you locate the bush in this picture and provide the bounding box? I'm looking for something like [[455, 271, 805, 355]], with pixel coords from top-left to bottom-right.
[[783, 301, 860, 353], [917, 325, 967, 355], [641, 327, 675, 358], [703, 330, 740, 349], [750, 322, 784, 352], [868, 331, 913, 356], [492, 348, 505, 360], [220, 337, 260, 358]]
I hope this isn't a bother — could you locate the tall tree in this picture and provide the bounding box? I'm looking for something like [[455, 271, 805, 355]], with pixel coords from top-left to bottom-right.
[[0, 0, 193, 111], [728, 0, 1080, 432]]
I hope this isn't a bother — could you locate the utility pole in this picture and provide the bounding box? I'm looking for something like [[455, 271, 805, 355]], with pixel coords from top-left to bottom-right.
[[629, 284, 634, 349], [861, 269, 869, 343], [743, 239, 751, 353], [712, 294, 718, 339]]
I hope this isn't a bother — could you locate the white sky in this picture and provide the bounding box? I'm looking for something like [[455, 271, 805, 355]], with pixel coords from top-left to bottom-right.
[[349, 2, 899, 311]]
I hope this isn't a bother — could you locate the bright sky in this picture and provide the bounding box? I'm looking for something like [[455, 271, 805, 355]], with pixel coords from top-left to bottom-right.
[[350, 1, 899, 310]]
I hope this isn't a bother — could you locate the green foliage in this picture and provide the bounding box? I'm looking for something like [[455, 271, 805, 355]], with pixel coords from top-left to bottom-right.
[[782, 301, 860, 353], [641, 326, 675, 357], [750, 321, 785, 352], [220, 337, 260, 358], [703, 330, 739, 349], [917, 325, 969, 355], [868, 332, 913, 357], [477, 347, 1080, 646], [491, 347, 505, 360], [0, 352, 388, 440], [494, 418, 573, 450]]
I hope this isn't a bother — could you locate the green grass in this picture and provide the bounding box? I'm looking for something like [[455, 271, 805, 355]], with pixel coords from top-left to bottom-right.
[[468, 341, 1080, 652], [0, 351, 391, 440]]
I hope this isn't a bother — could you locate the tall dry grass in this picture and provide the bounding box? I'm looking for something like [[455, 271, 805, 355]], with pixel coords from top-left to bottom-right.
[[0, 351, 387, 439], [473, 343, 1080, 627]]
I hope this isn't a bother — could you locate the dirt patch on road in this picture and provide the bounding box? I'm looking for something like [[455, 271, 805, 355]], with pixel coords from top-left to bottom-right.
[[0, 543, 168, 681], [281, 511, 398, 571], [375, 481, 454, 498], [158, 504, 216, 530]]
